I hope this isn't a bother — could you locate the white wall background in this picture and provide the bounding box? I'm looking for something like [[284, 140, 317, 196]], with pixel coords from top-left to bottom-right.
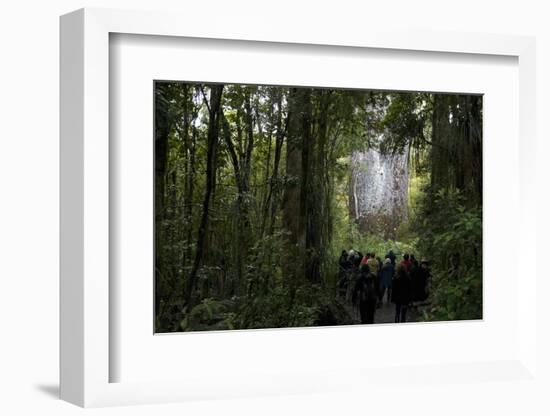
[[0, 0, 548, 415]]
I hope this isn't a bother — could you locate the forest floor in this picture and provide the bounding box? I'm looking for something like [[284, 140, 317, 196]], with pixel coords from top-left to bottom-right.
[[345, 301, 418, 325], [375, 302, 398, 324], [375, 302, 418, 324]]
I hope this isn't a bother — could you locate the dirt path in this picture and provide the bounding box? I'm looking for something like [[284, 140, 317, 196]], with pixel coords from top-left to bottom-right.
[[345, 300, 418, 325]]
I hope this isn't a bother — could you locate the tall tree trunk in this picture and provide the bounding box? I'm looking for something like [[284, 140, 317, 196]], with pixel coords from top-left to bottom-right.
[[221, 114, 246, 287], [431, 94, 483, 204], [465, 95, 483, 205], [282, 88, 304, 292], [259, 95, 273, 237], [282, 87, 312, 290], [265, 91, 286, 236], [430, 94, 449, 192], [179, 85, 190, 270], [241, 89, 255, 224], [186, 84, 224, 308], [305, 91, 330, 284], [186, 116, 197, 262]]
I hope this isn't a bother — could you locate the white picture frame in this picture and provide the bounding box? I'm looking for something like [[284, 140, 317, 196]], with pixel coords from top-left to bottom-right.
[[60, 7, 538, 408]]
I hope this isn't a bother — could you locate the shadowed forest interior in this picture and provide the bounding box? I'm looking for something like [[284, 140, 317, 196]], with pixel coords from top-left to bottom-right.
[[155, 82, 482, 332]]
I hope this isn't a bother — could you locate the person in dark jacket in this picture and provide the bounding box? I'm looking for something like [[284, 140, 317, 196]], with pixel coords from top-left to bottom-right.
[[352, 264, 377, 324], [409, 258, 422, 302], [378, 258, 394, 304], [392, 263, 411, 323], [387, 250, 396, 266], [353, 251, 363, 269], [339, 250, 350, 269], [376, 256, 383, 276]]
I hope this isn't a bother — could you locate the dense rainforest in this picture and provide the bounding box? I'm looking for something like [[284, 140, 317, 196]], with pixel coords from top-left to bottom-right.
[[154, 82, 482, 332]]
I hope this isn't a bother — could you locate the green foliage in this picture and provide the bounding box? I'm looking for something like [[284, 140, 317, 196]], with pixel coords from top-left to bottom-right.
[[330, 213, 417, 261], [179, 286, 354, 332], [180, 298, 237, 332], [378, 93, 432, 155], [414, 187, 482, 321]]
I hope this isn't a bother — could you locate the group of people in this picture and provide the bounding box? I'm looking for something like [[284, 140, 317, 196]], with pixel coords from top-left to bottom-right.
[[338, 249, 430, 324]]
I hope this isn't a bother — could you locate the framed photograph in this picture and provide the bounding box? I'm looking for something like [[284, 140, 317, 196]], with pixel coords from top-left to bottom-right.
[[60, 7, 538, 408], [150, 80, 482, 333]]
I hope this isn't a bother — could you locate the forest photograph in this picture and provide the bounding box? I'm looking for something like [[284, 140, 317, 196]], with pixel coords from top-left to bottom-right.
[[154, 81, 482, 333]]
